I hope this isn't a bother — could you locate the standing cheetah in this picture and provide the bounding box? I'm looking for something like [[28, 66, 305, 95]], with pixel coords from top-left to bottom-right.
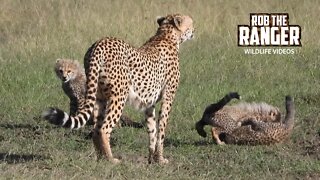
[[196, 92, 281, 145], [43, 14, 194, 164]]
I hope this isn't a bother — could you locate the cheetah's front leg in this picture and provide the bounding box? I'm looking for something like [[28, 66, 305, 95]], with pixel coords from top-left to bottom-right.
[[69, 100, 78, 116], [154, 98, 174, 164], [145, 106, 157, 164]]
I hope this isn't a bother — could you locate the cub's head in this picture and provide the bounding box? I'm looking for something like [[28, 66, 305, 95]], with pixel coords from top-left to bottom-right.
[[54, 59, 82, 83], [157, 14, 194, 43], [268, 108, 281, 122], [258, 103, 281, 122]]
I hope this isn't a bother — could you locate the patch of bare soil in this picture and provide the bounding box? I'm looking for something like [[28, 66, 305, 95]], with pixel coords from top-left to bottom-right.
[[0, 153, 46, 164], [299, 133, 320, 160], [117, 153, 148, 164]]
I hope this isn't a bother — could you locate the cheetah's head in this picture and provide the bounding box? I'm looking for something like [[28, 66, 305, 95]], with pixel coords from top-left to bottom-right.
[[54, 59, 81, 83], [157, 14, 194, 44], [268, 108, 281, 122]]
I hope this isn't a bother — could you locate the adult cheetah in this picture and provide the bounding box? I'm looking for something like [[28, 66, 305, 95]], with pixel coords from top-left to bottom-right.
[[43, 14, 194, 164]]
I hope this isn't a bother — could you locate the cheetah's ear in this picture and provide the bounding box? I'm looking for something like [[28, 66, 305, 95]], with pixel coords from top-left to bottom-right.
[[56, 59, 61, 63], [157, 16, 166, 26], [173, 16, 183, 30]]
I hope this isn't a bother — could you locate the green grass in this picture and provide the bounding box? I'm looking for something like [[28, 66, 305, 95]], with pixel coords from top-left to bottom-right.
[[0, 0, 320, 179]]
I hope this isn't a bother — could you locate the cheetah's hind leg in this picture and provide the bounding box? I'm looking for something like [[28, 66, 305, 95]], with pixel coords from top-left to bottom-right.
[[92, 76, 128, 163], [211, 127, 226, 145]]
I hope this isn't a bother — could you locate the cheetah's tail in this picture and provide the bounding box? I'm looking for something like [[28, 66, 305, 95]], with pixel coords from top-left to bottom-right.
[[284, 96, 295, 130], [42, 107, 88, 129], [195, 92, 241, 138]]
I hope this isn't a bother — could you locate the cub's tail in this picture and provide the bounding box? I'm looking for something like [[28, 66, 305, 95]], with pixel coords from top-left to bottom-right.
[[196, 92, 240, 137], [284, 96, 295, 130]]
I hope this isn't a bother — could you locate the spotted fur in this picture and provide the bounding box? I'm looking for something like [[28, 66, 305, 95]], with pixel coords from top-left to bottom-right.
[[196, 93, 281, 145], [54, 59, 142, 128], [43, 14, 194, 164], [222, 96, 295, 145]]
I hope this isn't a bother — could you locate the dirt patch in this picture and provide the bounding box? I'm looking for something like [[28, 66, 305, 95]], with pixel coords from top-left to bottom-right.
[[117, 153, 148, 164], [0, 153, 47, 164], [0, 122, 48, 139], [298, 94, 320, 106], [299, 133, 320, 160]]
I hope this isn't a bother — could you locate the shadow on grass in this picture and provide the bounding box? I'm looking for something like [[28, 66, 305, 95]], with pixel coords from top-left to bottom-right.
[[193, 140, 215, 146], [0, 153, 47, 164], [0, 122, 54, 137], [0, 115, 53, 130], [164, 137, 215, 147], [0, 123, 40, 130]]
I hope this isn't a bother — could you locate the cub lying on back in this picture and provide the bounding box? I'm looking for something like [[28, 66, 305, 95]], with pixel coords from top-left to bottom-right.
[[222, 96, 295, 145], [54, 59, 142, 128], [195, 92, 281, 145]]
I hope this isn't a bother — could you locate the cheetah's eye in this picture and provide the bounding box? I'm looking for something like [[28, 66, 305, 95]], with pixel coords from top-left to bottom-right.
[[59, 69, 63, 74], [67, 70, 71, 73]]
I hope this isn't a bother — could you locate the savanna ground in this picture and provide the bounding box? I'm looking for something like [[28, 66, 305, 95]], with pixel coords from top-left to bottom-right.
[[0, 0, 319, 179]]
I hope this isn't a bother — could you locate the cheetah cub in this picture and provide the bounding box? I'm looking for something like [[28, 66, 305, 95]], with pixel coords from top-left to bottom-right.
[[222, 96, 295, 145], [55, 59, 87, 116], [54, 59, 142, 128], [196, 92, 281, 145]]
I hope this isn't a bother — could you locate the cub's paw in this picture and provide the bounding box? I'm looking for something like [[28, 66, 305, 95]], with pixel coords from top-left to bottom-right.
[[229, 92, 241, 100], [158, 158, 169, 165], [110, 158, 121, 164]]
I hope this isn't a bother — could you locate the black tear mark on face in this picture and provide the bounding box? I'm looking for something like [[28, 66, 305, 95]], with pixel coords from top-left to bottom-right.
[[157, 16, 166, 26]]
